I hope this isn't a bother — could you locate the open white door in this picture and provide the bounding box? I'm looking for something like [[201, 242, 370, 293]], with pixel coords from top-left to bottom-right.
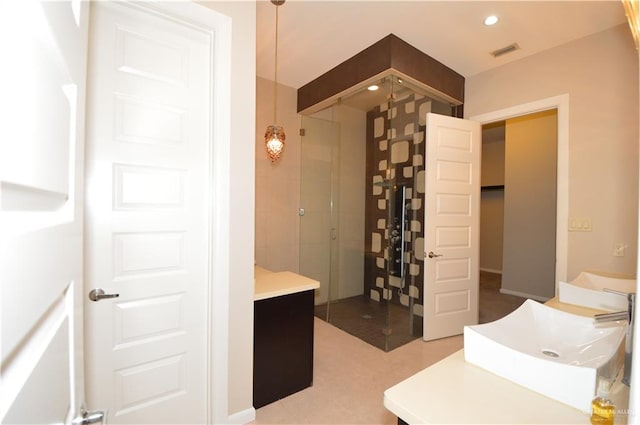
[[84, 2, 215, 423], [423, 113, 481, 341], [1, 1, 90, 423]]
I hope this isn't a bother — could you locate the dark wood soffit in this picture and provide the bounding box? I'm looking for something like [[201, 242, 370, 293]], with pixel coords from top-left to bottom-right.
[[297, 35, 393, 113], [389, 35, 465, 104], [297, 34, 465, 113]]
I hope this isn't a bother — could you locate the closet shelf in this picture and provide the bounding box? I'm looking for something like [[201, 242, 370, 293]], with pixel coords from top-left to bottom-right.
[[481, 185, 505, 192]]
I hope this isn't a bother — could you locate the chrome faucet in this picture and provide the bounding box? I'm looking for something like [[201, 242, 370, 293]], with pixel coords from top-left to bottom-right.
[[593, 289, 635, 386]]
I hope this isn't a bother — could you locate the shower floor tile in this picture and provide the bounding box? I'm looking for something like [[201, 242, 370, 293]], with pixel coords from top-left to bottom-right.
[[315, 271, 525, 351], [314, 295, 421, 351]]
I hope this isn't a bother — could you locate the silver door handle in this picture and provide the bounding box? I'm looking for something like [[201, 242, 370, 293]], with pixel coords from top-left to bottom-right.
[[72, 408, 105, 425], [88, 288, 120, 302], [427, 251, 443, 258]]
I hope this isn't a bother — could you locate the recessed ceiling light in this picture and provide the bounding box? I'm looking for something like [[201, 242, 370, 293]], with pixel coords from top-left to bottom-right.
[[484, 15, 498, 26], [367, 85, 379, 91]]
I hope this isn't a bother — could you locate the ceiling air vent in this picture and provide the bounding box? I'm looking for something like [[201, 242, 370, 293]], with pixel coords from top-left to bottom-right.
[[491, 43, 520, 58]]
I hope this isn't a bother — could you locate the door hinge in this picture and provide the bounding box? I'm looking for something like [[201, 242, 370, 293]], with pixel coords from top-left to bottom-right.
[[299, 128, 305, 136]]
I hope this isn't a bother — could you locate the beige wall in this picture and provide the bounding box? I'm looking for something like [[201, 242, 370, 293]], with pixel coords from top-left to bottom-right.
[[466, 24, 639, 281], [480, 125, 505, 273], [255, 76, 301, 272], [480, 191, 505, 273], [502, 110, 558, 299], [200, 1, 256, 419], [481, 124, 505, 187]]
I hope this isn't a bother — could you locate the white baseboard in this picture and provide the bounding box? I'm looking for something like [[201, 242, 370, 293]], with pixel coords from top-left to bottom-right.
[[480, 268, 503, 274], [499, 288, 550, 303], [226, 407, 256, 424]]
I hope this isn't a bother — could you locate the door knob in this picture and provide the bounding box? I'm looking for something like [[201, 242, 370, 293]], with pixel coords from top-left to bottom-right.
[[427, 251, 443, 258], [88, 288, 120, 302]]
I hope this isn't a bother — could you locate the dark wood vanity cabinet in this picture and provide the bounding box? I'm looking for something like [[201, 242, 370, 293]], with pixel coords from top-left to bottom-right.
[[253, 289, 314, 408]]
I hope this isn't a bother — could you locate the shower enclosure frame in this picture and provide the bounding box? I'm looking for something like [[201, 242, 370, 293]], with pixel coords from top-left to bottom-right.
[[299, 75, 457, 351], [296, 34, 467, 351]]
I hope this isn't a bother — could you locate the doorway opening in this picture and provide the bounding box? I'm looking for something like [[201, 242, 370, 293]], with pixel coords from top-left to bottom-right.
[[473, 95, 568, 321], [479, 109, 558, 323]]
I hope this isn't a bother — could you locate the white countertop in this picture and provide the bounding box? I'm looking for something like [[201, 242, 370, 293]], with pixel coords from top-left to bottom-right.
[[254, 266, 320, 301], [383, 298, 630, 424]]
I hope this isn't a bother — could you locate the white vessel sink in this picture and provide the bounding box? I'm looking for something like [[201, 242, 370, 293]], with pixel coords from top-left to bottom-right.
[[559, 272, 636, 311], [464, 300, 625, 412]]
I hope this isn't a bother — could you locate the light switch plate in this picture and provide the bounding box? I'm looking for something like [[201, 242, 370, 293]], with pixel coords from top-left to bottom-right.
[[569, 217, 591, 232]]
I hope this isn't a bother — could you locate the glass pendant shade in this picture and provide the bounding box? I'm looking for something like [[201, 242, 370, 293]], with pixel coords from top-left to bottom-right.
[[264, 124, 286, 162], [264, 0, 285, 162]]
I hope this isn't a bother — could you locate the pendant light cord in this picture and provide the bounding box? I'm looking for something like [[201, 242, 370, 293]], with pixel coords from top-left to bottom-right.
[[273, 3, 279, 124]]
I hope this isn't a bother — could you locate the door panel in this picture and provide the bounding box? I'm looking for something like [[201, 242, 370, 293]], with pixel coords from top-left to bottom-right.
[[423, 113, 480, 341], [0, 1, 89, 423], [84, 3, 210, 423], [299, 116, 341, 305]]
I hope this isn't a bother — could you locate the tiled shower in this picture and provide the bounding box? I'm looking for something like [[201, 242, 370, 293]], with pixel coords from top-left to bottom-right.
[[299, 76, 454, 351]]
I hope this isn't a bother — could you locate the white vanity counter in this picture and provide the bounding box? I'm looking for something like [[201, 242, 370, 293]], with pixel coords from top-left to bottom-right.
[[254, 266, 320, 301], [383, 298, 630, 424]]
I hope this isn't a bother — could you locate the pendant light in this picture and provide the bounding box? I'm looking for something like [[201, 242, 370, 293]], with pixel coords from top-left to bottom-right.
[[265, 0, 286, 162]]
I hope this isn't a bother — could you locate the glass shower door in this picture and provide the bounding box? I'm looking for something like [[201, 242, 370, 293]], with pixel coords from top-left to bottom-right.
[[299, 115, 340, 311]]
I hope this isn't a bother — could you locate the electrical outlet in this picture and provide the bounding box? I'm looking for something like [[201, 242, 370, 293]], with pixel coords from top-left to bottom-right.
[[613, 243, 626, 257]]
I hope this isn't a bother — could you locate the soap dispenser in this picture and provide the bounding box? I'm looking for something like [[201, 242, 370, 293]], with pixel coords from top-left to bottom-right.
[[590, 378, 615, 425]]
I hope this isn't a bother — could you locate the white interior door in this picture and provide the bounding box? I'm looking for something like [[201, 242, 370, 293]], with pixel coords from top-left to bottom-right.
[[1, 1, 89, 423], [84, 3, 211, 423], [423, 113, 481, 341]]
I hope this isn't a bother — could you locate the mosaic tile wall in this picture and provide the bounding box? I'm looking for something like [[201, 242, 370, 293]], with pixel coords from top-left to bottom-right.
[[364, 93, 434, 318]]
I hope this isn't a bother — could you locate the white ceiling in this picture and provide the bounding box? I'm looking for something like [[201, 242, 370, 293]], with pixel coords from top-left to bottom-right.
[[256, 0, 628, 90]]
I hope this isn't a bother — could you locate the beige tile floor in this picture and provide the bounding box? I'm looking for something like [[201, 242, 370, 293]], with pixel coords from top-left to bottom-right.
[[479, 271, 528, 323], [252, 271, 524, 424], [251, 317, 463, 425]]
